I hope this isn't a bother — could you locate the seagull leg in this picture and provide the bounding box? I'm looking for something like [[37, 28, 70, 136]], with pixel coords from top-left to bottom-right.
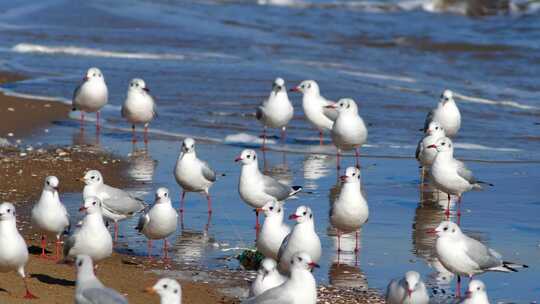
[[162, 239, 169, 260], [261, 126, 267, 151], [281, 126, 286, 144], [80, 112, 85, 130], [254, 209, 261, 232], [179, 191, 186, 214], [456, 275, 461, 298], [319, 130, 323, 145], [336, 149, 341, 171], [22, 276, 38, 299], [55, 238, 61, 261], [337, 230, 341, 253], [206, 194, 213, 214], [96, 111, 101, 131], [457, 195, 462, 217], [355, 230, 360, 253], [147, 240, 153, 259], [114, 222, 119, 243], [143, 124, 149, 145], [355, 148, 360, 169], [445, 193, 451, 219], [131, 124, 137, 144], [39, 235, 47, 259]]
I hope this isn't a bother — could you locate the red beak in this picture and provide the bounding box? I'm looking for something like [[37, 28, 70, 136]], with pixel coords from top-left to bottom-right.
[[234, 156, 242, 162], [426, 228, 437, 235], [325, 105, 336, 109], [427, 144, 437, 149], [407, 289, 412, 298], [289, 214, 300, 220], [465, 291, 472, 299], [308, 262, 320, 268], [289, 86, 300, 92], [83, 76, 89, 81], [340, 175, 347, 182], [79, 206, 87, 212], [143, 87, 150, 92]]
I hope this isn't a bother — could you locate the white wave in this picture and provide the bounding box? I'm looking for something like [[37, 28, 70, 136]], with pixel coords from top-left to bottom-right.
[[12, 43, 186, 60], [454, 142, 521, 152], [453, 92, 538, 110], [224, 133, 274, 145], [340, 70, 416, 83], [0, 88, 71, 105]]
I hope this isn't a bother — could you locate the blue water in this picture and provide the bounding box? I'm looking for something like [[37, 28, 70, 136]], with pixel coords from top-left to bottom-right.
[[0, 0, 539, 302]]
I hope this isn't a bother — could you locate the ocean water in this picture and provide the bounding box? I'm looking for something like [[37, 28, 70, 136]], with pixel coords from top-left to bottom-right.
[[0, 0, 539, 302]]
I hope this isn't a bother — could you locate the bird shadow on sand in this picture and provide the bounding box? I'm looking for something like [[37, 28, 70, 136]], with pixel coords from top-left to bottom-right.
[[28, 245, 51, 255], [31, 274, 75, 287]]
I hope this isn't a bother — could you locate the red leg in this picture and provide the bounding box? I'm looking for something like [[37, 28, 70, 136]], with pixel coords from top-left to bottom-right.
[[40, 235, 47, 259], [355, 148, 360, 169], [131, 124, 137, 144], [23, 277, 38, 299], [445, 193, 451, 219], [457, 195, 462, 226], [337, 230, 341, 253], [147, 240, 153, 258], [281, 127, 286, 143], [179, 191, 186, 214], [163, 239, 169, 260], [96, 111, 101, 130], [255, 209, 260, 236], [355, 230, 359, 253], [80, 112, 85, 129], [206, 194, 212, 214], [55, 239, 61, 261], [114, 222, 119, 243], [143, 124, 149, 145], [262, 127, 267, 151], [456, 275, 461, 298], [319, 130, 323, 145], [336, 150, 341, 171]]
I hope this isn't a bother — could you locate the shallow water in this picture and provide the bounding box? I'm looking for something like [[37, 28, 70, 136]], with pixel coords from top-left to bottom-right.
[[0, 0, 539, 302]]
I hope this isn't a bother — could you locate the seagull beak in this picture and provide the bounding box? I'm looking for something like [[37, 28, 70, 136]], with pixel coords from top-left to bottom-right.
[[339, 175, 347, 182], [289, 214, 300, 220], [83, 76, 89, 81], [426, 228, 437, 235], [427, 144, 437, 149], [143, 87, 150, 92], [78, 206, 88, 212], [465, 291, 472, 299], [144, 286, 156, 294], [308, 262, 320, 269], [407, 289, 412, 298], [289, 86, 300, 92], [325, 105, 336, 109], [234, 156, 242, 162], [77, 177, 85, 182]]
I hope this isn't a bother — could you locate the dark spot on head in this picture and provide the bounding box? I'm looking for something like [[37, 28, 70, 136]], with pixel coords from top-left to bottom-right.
[[163, 284, 168, 289]]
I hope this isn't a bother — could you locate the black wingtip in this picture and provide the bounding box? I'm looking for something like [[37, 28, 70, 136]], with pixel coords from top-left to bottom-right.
[[478, 180, 494, 187], [72, 107, 76, 111], [221, 173, 226, 177], [292, 186, 302, 192]]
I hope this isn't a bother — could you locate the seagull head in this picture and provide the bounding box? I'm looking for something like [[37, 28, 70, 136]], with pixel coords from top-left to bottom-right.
[[440, 89, 454, 105], [235, 149, 258, 165], [272, 77, 286, 94], [289, 205, 313, 223], [0, 203, 16, 222], [426, 137, 453, 153], [155, 187, 170, 202], [430, 221, 461, 238], [44, 175, 60, 192], [181, 137, 196, 153], [426, 121, 445, 137], [85, 67, 103, 82], [404, 271, 421, 298], [80, 196, 102, 214], [144, 278, 182, 301], [129, 78, 149, 93], [258, 200, 283, 217], [82, 170, 103, 186], [465, 280, 486, 299], [75, 255, 94, 274], [328, 98, 358, 114], [258, 258, 278, 281], [290, 80, 319, 95], [340, 166, 361, 183], [290, 252, 319, 271]]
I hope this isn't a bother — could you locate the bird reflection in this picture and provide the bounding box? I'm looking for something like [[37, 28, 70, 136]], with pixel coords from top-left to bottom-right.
[[303, 154, 331, 190], [261, 151, 292, 186], [72, 125, 101, 146], [327, 230, 368, 289], [172, 227, 213, 265], [126, 149, 157, 183]]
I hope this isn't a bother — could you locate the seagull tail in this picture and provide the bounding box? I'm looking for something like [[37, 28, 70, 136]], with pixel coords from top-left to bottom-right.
[[289, 186, 303, 196], [477, 180, 494, 187], [502, 261, 529, 272]]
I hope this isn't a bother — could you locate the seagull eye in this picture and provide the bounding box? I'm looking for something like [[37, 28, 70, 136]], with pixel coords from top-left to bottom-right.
[[435, 127, 439, 130], [477, 287, 480, 290], [174, 289, 178, 294], [303, 211, 307, 215], [91, 176, 95, 179], [93, 73, 96, 77], [163, 284, 168, 289], [352, 173, 355, 176], [246, 155, 251, 159], [269, 207, 274, 211], [6, 209, 10, 213], [443, 227, 448, 231], [442, 142, 446, 146], [298, 257, 302, 261], [78, 260, 83, 267]]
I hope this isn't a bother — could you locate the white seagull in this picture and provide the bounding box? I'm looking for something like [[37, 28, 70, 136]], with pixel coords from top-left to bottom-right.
[[31, 176, 70, 260], [330, 166, 369, 252], [416, 121, 446, 169], [428, 137, 492, 217], [145, 278, 182, 304], [0, 203, 38, 299], [423, 89, 461, 137], [72, 67, 108, 129], [290, 80, 336, 145], [243, 252, 319, 304], [256, 200, 291, 260], [327, 98, 368, 169], [82, 169, 146, 241], [64, 197, 113, 263], [249, 258, 287, 297], [277, 206, 321, 273], [459, 280, 490, 304], [430, 221, 527, 297], [74, 255, 128, 304], [386, 271, 430, 304], [256, 77, 294, 148], [174, 138, 217, 214], [235, 149, 302, 228], [136, 187, 178, 259], [121, 78, 157, 144]]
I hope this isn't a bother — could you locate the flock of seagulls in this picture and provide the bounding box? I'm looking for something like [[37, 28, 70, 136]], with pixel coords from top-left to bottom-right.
[[0, 67, 529, 304]]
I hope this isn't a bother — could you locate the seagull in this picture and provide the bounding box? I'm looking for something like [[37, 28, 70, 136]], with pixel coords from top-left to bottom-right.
[[243, 252, 319, 304], [423, 89, 461, 137], [429, 221, 528, 298], [82, 169, 146, 241], [74, 255, 128, 304], [327, 98, 368, 169], [121, 78, 157, 144], [458, 280, 489, 304], [72, 67, 108, 129], [174, 138, 216, 214], [249, 258, 287, 297], [145, 278, 182, 304], [136, 187, 178, 259], [256, 200, 291, 260], [330, 166, 369, 252], [290, 80, 336, 145], [0, 203, 38, 299], [64, 197, 113, 263], [277, 206, 321, 273], [256, 77, 294, 148], [416, 121, 446, 180], [235, 149, 302, 228], [31, 176, 70, 260], [427, 137, 492, 218], [386, 271, 429, 304]]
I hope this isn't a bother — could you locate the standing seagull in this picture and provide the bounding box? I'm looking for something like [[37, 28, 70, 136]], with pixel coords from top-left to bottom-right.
[[145, 278, 182, 304], [174, 138, 216, 214], [74, 255, 128, 304], [416, 121, 446, 172], [82, 169, 146, 241], [64, 197, 113, 263], [290, 80, 336, 145], [256, 200, 291, 260], [136, 187, 178, 259], [277, 206, 321, 273], [386, 271, 430, 304], [430, 221, 527, 297], [428, 137, 492, 217], [250, 258, 287, 297], [256, 77, 294, 148], [31, 176, 70, 260], [459, 280, 490, 304], [72, 67, 108, 129], [121, 78, 157, 144], [0, 203, 38, 299], [423, 89, 461, 137], [243, 252, 318, 304], [235, 149, 302, 228], [327, 98, 368, 169], [330, 166, 369, 252]]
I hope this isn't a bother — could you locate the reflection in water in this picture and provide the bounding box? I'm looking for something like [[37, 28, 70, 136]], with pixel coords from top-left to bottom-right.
[[262, 151, 292, 186], [303, 154, 331, 190], [327, 230, 367, 289], [72, 126, 101, 146], [173, 228, 213, 265], [126, 149, 157, 183]]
